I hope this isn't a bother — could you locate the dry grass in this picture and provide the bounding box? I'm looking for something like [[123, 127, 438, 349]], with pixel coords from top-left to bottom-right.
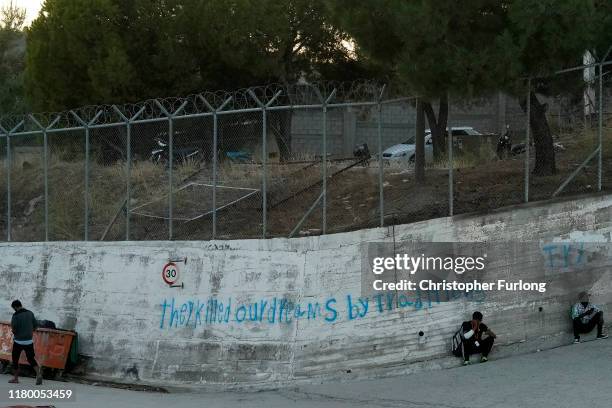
[[0, 123, 609, 241], [0, 155, 202, 240]]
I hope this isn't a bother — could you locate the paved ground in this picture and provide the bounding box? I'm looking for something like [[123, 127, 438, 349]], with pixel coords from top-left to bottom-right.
[[1, 338, 610, 408]]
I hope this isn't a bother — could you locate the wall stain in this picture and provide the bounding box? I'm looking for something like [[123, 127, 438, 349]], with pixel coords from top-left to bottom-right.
[[32, 253, 50, 307]]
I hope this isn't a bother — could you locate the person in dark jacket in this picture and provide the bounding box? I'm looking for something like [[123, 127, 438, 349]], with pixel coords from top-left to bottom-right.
[[460, 311, 496, 365], [9, 300, 42, 384]]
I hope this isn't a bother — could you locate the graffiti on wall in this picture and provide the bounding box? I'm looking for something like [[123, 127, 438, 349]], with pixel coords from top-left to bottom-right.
[[159, 289, 486, 329], [541, 243, 586, 270]]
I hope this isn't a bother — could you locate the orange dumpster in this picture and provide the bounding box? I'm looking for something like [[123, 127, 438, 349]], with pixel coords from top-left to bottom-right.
[[0, 321, 75, 370]]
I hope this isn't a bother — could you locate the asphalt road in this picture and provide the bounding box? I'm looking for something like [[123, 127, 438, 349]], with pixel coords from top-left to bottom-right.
[[1, 338, 610, 408]]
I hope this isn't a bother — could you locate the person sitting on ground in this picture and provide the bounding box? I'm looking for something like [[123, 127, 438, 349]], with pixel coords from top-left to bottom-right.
[[460, 311, 496, 365], [571, 292, 608, 343], [9, 300, 43, 384]]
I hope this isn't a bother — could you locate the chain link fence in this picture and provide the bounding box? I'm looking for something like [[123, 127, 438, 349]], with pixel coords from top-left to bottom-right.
[[449, 93, 525, 215], [0, 65, 610, 242], [528, 60, 611, 202]]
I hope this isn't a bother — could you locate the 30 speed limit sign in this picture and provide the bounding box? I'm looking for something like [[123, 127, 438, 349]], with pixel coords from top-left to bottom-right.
[[162, 262, 179, 285]]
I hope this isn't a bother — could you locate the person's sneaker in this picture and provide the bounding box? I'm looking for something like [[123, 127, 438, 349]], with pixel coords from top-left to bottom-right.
[[481, 356, 488, 363], [573, 338, 580, 344], [596, 334, 609, 340], [463, 360, 471, 366]]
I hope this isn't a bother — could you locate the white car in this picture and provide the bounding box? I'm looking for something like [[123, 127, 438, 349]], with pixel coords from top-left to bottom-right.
[[381, 127, 483, 163]]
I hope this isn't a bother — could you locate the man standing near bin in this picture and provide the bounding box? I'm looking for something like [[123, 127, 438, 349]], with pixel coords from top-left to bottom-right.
[[9, 300, 42, 384]]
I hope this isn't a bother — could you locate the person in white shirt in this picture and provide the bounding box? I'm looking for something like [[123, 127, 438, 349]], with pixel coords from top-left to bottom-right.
[[571, 292, 608, 343]]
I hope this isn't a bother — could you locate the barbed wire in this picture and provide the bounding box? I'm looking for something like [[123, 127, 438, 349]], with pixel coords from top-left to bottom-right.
[[0, 80, 389, 134], [5, 66, 608, 135]]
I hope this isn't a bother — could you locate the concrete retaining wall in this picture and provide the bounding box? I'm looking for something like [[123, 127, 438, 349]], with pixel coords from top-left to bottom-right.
[[0, 194, 611, 389]]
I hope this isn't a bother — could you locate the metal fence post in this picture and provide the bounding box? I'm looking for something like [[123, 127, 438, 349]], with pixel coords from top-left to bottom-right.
[[3, 121, 24, 241], [557, 101, 561, 136], [199, 96, 231, 240], [378, 100, 384, 227], [247, 90, 281, 239], [113, 105, 144, 241], [262, 107, 268, 238], [377, 85, 386, 228], [320, 89, 336, 235], [525, 78, 531, 203], [154, 101, 187, 240], [598, 62, 603, 191], [5, 131, 10, 241], [29, 115, 59, 242], [598, 47, 612, 191], [85, 124, 90, 240], [71, 111, 102, 241], [168, 117, 174, 239], [43, 129, 48, 241], [448, 95, 453, 217], [322, 103, 327, 234], [213, 111, 218, 238], [126, 122, 132, 239]]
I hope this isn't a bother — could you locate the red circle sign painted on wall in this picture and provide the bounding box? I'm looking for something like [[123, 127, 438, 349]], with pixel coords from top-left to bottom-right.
[[162, 262, 179, 285]]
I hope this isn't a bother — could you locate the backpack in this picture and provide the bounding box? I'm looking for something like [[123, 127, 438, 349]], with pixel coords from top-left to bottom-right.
[[451, 326, 465, 358], [37, 320, 56, 329]]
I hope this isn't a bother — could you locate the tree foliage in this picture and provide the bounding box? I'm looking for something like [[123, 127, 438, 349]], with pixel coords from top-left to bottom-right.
[[25, 0, 368, 112], [22, 0, 612, 174], [0, 1, 27, 114], [334, 0, 609, 176], [498, 0, 605, 175], [333, 0, 511, 161], [26, 0, 195, 110], [177, 0, 363, 86]]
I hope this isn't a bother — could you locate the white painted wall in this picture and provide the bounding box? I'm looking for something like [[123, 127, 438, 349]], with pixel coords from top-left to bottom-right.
[[0, 194, 610, 389]]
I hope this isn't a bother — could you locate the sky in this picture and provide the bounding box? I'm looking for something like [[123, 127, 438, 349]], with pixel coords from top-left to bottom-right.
[[3, 0, 42, 25]]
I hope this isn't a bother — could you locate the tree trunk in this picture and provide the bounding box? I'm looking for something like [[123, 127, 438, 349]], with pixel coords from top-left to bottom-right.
[[519, 91, 556, 176], [272, 75, 294, 162], [271, 110, 292, 162], [415, 99, 425, 184], [422, 94, 448, 160]]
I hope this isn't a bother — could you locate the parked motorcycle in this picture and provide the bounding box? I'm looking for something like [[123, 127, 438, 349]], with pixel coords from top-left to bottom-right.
[[353, 143, 371, 166], [497, 124, 565, 160], [150, 138, 202, 165], [225, 150, 253, 163], [496, 129, 512, 160], [505, 141, 565, 157]]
